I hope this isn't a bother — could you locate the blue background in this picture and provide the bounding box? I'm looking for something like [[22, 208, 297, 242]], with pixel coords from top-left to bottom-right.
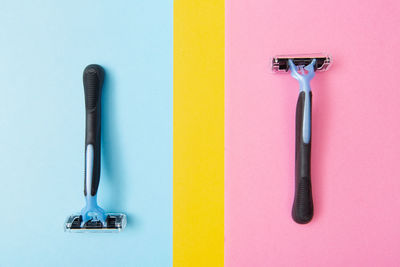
[[0, 1, 172, 266]]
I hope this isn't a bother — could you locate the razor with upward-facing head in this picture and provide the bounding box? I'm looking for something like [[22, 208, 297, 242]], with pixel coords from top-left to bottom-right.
[[64, 64, 126, 232], [272, 54, 331, 224]]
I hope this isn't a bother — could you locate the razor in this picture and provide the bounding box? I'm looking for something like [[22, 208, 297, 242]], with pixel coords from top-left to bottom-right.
[[272, 53, 331, 224], [65, 64, 127, 232]]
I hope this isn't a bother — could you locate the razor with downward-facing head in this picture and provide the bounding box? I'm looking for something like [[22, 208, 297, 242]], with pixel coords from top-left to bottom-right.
[[272, 54, 331, 224], [65, 64, 126, 232]]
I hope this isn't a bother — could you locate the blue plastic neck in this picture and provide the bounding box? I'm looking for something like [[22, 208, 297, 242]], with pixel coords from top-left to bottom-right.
[[80, 144, 106, 226], [288, 59, 316, 144]]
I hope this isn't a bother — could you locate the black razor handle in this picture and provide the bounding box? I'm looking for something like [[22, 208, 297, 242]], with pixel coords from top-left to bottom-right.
[[292, 91, 314, 224], [83, 64, 104, 196]]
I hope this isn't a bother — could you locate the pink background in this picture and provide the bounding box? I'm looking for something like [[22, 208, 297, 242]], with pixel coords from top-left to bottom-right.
[[225, 0, 400, 266]]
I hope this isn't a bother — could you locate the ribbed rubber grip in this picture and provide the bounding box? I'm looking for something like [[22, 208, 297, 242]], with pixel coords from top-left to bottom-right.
[[83, 64, 104, 196], [83, 64, 104, 111], [292, 91, 314, 224]]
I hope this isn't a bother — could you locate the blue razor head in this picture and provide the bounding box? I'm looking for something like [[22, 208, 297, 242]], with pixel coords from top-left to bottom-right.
[[64, 213, 127, 233], [272, 53, 331, 73]]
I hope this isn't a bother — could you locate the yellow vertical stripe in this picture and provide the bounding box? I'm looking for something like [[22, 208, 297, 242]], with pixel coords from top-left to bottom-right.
[[173, 1, 224, 266]]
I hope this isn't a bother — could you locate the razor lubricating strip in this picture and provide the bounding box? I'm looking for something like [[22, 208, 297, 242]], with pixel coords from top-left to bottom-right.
[[273, 54, 331, 224], [64, 65, 126, 233]]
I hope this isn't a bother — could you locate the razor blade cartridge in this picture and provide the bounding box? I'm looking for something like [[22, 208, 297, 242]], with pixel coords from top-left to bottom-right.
[[64, 213, 127, 233], [272, 54, 331, 72]]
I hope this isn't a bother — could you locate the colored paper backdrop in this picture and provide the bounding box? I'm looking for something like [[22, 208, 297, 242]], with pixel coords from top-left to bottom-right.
[[0, 1, 172, 266], [174, 1, 225, 266], [225, 0, 400, 266]]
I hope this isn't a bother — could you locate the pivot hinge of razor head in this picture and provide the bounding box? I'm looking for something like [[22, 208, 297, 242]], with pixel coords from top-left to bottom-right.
[[288, 59, 316, 93]]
